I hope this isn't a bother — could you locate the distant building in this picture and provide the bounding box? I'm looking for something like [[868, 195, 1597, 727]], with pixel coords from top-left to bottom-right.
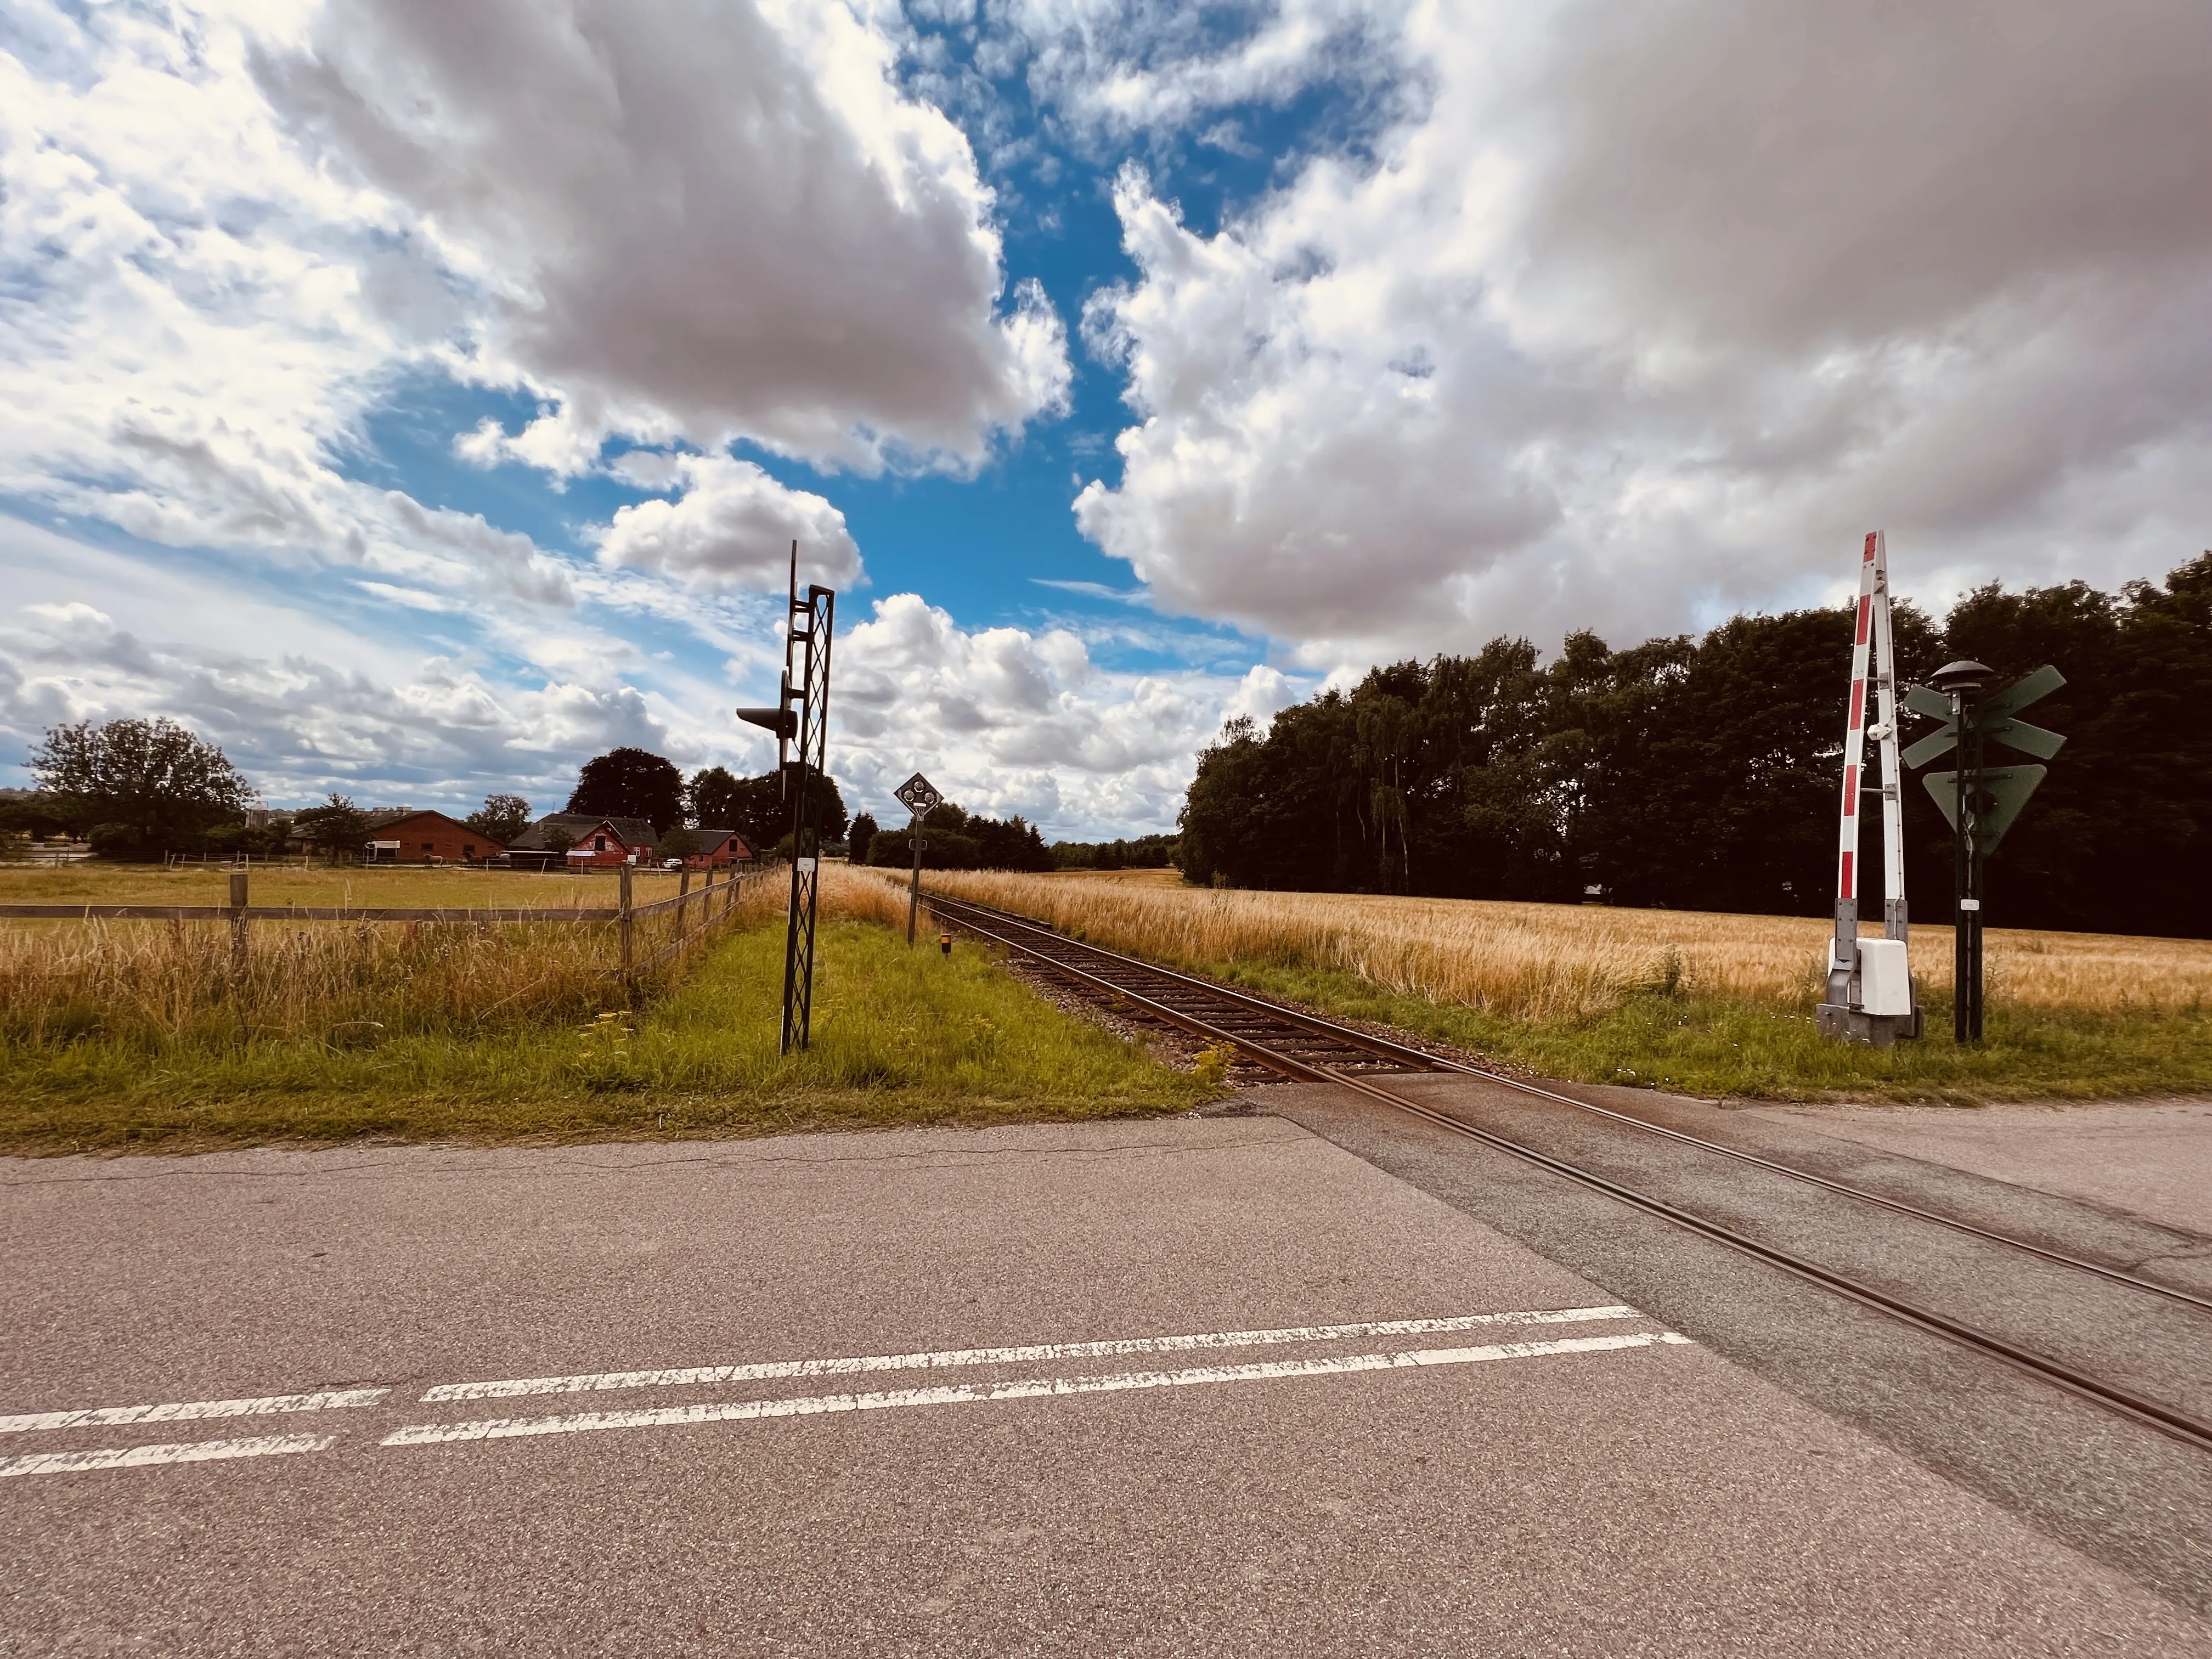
[[675, 826, 752, 870], [503, 812, 660, 871], [363, 809, 501, 865]]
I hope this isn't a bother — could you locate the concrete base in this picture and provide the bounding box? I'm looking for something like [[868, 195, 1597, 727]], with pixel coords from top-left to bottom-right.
[[1816, 1001, 1925, 1048]]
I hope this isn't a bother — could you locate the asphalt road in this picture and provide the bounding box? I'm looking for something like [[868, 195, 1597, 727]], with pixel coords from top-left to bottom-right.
[[5, 1117, 2210, 1655]]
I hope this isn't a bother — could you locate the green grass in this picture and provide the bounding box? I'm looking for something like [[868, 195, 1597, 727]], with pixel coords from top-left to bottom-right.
[[0, 921, 1215, 1154], [1195, 960, 2212, 1104]]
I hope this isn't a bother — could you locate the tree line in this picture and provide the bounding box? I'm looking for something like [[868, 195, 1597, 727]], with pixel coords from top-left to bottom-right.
[[850, 802, 1054, 872], [1179, 553, 2212, 939], [2, 730, 853, 863]]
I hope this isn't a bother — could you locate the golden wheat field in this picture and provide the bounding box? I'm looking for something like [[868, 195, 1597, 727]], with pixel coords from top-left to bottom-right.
[[912, 870, 2212, 1021]]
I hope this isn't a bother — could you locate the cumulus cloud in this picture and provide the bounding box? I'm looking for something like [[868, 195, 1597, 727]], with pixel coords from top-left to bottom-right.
[[833, 594, 1297, 834], [1070, 0, 2212, 663], [592, 456, 863, 593], [0, 5, 576, 606], [0, 517, 702, 809], [263, 0, 1071, 473]]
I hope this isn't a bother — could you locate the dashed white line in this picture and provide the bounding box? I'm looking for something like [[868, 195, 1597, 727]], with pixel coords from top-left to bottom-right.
[[387, 1330, 1694, 1447], [0, 1388, 388, 1436], [420, 1305, 1646, 1402], [1, 1434, 336, 1479]]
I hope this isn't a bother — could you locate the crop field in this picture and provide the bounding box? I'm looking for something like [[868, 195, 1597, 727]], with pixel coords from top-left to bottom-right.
[[0, 862, 1211, 1152], [910, 869, 2212, 1102]]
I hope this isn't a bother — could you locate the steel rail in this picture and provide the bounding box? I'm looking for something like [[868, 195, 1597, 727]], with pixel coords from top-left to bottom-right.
[[933, 895, 2212, 1455], [930, 893, 2212, 1316]]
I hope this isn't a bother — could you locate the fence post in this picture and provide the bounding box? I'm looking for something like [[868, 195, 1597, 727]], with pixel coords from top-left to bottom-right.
[[618, 861, 635, 985], [677, 865, 692, 944], [229, 868, 249, 980]]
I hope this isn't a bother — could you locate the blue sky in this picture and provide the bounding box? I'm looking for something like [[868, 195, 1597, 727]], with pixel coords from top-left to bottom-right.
[[3, 1, 2205, 836]]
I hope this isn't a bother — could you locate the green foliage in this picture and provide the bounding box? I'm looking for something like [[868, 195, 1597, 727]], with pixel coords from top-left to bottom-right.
[[847, 812, 878, 865], [29, 717, 253, 852], [464, 793, 532, 844], [693, 765, 848, 852], [1052, 833, 1179, 871], [868, 825, 980, 870], [1178, 552, 2212, 936], [569, 747, 686, 831], [0, 920, 1215, 1152], [865, 802, 1051, 872], [0, 789, 73, 839], [292, 793, 374, 860], [656, 827, 702, 862]]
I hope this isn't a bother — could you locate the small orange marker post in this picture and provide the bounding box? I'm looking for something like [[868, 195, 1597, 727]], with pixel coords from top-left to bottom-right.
[[939, 933, 952, 956]]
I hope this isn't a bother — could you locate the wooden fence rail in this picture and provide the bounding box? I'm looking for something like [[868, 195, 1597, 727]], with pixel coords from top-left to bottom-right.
[[0, 862, 780, 987]]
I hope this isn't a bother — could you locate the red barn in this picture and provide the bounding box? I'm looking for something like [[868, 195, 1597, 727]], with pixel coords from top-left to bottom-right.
[[363, 809, 501, 865]]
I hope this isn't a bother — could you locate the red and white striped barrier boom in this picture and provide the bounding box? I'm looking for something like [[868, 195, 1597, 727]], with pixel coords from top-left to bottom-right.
[[1826, 532, 1911, 1025]]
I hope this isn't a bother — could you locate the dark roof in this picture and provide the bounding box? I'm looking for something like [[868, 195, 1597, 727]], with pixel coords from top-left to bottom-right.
[[682, 826, 752, 856], [506, 812, 661, 851], [365, 808, 477, 834]]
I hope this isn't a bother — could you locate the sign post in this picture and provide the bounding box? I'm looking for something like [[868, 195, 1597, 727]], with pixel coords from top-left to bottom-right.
[[1902, 662, 2064, 1043], [736, 542, 836, 1053], [894, 772, 943, 946]]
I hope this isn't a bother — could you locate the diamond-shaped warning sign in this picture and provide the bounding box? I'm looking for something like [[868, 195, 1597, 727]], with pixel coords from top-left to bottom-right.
[[894, 772, 942, 816]]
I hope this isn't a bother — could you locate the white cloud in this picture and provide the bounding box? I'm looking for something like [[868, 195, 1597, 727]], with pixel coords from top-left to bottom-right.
[[1070, 0, 2212, 663], [0, 4, 575, 607], [592, 456, 863, 594], [0, 518, 669, 808], [832, 593, 1296, 835], [984, 0, 1398, 142], [263, 0, 1071, 473]]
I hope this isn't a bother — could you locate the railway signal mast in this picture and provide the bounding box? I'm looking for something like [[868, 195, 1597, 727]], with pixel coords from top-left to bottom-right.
[[736, 542, 837, 1054], [893, 771, 943, 946], [1901, 662, 2066, 1043], [1816, 532, 1922, 1047]]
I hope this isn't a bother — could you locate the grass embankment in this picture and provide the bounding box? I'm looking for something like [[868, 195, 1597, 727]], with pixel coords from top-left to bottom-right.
[[0, 866, 1211, 1153], [918, 871, 2212, 1103]]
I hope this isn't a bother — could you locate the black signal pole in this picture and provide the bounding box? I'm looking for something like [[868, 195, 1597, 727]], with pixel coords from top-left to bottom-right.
[[1929, 659, 1990, 1042], [736, 541, 836, 1054]]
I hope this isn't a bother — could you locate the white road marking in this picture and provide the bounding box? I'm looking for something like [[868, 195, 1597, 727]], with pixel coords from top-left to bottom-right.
[[1, 1434, 335, 1479], [0, 1388, 388, 1436], [421, 1305, 1646, 1402], [387, 1331, 1694, 1447]]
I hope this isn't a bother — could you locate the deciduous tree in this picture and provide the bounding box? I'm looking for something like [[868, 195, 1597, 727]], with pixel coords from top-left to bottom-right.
[[568, 748, 684, 831], [29, 717, 253, 855]]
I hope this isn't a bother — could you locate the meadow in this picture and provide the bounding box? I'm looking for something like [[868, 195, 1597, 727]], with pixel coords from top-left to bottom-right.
[[0, 862, 1211, 1153], [912, 869, 2212, 1103]]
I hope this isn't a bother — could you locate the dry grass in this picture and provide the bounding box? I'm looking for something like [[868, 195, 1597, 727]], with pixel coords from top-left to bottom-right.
[[909, 870, 2212, 1020], [0, 861, 675, 911], [0, 863, 785, 1050]]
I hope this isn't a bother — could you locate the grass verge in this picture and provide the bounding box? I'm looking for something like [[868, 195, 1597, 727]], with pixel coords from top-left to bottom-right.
[[1200, 958, 2212, 1104], [0, 918, 1214, 1155]]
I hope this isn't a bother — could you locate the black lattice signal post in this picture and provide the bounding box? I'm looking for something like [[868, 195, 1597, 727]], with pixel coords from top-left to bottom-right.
[[736, 542, 837, 1053]]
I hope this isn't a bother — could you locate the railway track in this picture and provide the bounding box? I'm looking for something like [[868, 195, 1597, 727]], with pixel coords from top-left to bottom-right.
[[926, 889, 2212, 1457]]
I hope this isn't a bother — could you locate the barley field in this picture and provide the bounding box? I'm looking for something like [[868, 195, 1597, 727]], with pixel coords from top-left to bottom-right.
[[911, 870, 2212, 1020]]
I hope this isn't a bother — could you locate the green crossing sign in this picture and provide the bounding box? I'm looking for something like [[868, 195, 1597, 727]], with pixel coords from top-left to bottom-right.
[[1920, 764, 2049, 858], [1901, 665, 2067, 770]]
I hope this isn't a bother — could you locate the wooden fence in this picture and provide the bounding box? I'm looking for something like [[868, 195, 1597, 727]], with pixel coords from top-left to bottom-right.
[[0, 861, 779, 987]]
